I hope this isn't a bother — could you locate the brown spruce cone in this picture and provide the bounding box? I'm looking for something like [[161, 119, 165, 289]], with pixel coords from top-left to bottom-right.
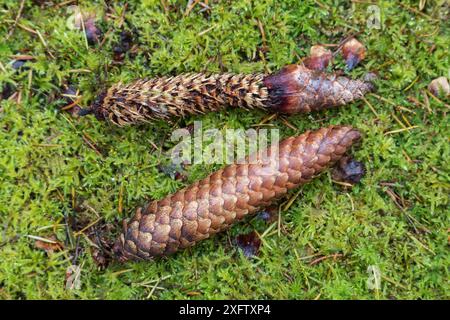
[[92, 65, 374, 126], [113, 125, 362, 261]]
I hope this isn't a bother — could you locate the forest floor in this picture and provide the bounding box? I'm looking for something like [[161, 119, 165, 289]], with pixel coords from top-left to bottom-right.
[[0, 0, 448, 299]]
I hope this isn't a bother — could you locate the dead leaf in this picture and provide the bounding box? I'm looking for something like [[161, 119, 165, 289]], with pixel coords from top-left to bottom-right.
[[34, 236, 64, 254], [113, 30, 136, 62], [257, 206, 278, 224], [235, 231, 261, 258]]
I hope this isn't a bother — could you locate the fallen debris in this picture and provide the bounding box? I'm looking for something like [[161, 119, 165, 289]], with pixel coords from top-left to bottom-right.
[[342, 38, 366, 70], [34, 235, 64, 254], [234, 231, 261, 258], [332, 156, 366, 185], [428, 76, 449, 97]]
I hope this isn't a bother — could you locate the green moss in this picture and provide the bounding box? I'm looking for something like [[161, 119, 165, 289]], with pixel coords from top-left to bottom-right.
[[0, 0, 448, 299]]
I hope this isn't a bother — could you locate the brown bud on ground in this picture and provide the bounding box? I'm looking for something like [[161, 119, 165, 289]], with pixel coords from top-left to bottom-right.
[[342, 38, 366, 70], [303, 45, 332, 71]]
